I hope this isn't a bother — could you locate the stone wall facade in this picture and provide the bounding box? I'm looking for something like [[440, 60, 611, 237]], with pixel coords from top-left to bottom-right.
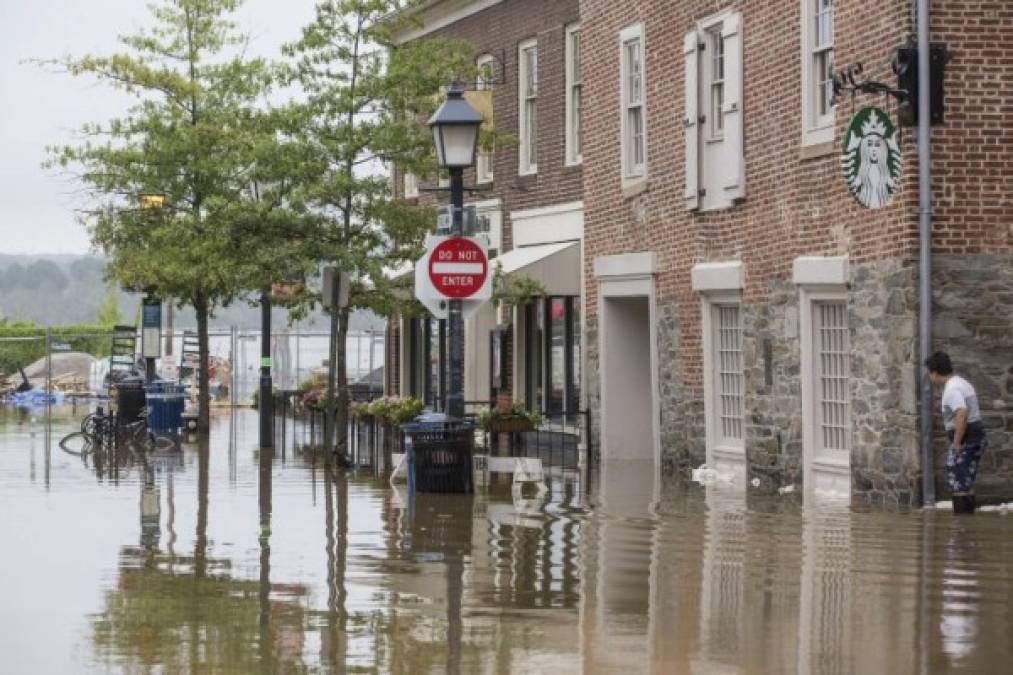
[[931, 253, 1013, 499]]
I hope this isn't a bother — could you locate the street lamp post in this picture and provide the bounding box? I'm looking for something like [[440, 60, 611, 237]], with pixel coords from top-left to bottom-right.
[[139, 193, 167, 385], [260, 287, 273, 449], [428, 86, 484, 421]]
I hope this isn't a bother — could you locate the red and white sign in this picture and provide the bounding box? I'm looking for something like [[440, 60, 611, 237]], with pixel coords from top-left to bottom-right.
[[415, 235, 492, 319], [427, 237, 489, 299]]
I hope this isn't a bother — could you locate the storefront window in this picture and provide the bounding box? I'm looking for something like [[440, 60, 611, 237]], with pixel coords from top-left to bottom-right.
[[525, 296, 581, 415]]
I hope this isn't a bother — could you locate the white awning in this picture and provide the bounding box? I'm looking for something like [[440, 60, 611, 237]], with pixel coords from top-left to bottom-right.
[[495, 241, 581, 296], [382, 262, 414, 281]]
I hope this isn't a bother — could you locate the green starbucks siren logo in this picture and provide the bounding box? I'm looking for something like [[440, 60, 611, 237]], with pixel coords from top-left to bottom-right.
[[840, 107, 901, 209]]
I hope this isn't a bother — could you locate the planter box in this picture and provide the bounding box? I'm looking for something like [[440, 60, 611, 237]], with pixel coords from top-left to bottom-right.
[[488, 418, 535, 433]]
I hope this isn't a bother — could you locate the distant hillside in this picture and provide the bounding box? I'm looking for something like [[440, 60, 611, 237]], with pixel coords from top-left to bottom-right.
[[0, 254, 384, 331]]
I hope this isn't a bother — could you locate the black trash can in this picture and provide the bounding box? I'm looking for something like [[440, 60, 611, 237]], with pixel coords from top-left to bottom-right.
[[116, 376, 147, 425], [403, 415, 474, 494]]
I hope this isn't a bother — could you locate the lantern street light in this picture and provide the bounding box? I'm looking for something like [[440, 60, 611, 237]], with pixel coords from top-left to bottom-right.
[[428, 86, 483, 420]]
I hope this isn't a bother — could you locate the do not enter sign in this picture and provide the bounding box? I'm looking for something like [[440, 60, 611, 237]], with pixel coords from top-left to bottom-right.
[[428, 237, 489, 299]]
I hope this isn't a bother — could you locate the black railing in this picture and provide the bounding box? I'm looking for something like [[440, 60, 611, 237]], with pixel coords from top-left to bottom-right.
[[271, 393, 598, 474]]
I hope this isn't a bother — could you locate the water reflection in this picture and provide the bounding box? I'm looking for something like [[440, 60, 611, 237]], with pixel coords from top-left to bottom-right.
[[1, 408, 1013, 673]]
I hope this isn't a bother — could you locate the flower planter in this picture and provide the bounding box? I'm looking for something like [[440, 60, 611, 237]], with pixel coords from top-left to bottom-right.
[[488, 417, 535, 433]]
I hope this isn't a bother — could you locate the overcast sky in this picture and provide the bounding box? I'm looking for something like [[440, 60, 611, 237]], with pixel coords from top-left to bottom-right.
[[0, 0, 319, 255]]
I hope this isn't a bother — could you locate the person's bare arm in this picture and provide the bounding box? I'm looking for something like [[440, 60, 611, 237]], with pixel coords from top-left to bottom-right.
[[952, 408, 968, 451]]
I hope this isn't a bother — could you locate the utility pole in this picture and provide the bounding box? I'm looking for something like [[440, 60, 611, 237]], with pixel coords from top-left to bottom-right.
[[259, 288, 273, 449]]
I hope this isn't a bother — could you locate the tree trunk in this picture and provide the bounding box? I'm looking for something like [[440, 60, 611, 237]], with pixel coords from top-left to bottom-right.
[[195, 293, 211, 434], [335, 308, 351, 460]]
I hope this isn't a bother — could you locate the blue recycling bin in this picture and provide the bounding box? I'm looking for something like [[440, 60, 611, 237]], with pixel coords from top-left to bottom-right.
[[146, 380, 184, 434]]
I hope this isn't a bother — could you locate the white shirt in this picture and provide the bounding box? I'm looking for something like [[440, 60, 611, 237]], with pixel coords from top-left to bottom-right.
[[941, 375, 981, 431]]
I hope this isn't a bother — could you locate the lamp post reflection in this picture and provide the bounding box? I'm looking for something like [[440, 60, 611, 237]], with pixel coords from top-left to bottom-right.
[[258, 443, 275, 672]]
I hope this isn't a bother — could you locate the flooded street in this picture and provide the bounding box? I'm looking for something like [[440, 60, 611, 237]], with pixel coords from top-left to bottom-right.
[[1, 406, 1012, 674]]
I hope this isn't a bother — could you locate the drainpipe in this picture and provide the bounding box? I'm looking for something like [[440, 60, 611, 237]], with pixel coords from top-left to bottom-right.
[[917, 0, 935, 507]]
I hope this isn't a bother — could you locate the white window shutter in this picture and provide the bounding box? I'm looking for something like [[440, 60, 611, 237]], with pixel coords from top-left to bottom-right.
[[683, 30, 700, 210], [721, 12, 745, 200]]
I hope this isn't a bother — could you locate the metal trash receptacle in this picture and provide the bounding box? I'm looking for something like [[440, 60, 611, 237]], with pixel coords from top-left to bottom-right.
[[116, 376, 147, 424], [146, 380, 184, 434], [402, 413, 474, 494]]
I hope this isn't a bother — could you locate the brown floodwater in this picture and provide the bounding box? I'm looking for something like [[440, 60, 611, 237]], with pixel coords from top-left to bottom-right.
[[1, 405, 1012, 674]]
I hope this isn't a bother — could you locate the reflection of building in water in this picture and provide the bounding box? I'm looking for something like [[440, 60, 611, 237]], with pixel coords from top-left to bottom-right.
[[797, 507, 852, 675], [580, 461, 658, 673], [693, 487, 746, 673]]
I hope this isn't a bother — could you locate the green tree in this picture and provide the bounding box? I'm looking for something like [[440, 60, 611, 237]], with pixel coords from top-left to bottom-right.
[[45, 0, 297, 432], [96, 282, 123, 326], [285, 0, 475, 456]]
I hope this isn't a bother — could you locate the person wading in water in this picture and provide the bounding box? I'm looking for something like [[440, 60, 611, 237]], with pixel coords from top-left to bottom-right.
[[925, 351, 989, 514]]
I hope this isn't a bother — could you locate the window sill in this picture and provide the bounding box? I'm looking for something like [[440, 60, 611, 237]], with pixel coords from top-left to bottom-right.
[[518, 166, 538, 178], [622, 177, 648, 199], [800, 140, 835, 160]]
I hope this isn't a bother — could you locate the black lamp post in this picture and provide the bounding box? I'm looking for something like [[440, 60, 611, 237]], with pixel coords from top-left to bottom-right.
[[138, 193, 167, 384], [428, 86, 484, 420]]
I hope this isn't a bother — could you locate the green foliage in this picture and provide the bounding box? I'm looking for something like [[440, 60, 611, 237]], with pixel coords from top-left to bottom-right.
[[475, 402, 543, 432], [0, 325, 115, 376], [43, 0, 314, 429], [96, 282, 124, 326], [283, 0, 477, 318], [491, 263, 546, 308]]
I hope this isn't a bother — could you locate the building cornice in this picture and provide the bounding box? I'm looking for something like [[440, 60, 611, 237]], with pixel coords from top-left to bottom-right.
[[392, 0, 504, 45]]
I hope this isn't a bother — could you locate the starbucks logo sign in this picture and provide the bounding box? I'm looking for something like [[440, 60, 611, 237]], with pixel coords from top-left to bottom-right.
[[840, 107, 901, 209]]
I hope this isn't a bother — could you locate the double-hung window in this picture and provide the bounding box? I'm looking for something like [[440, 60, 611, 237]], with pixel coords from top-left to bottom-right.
[[476, 54, 495, 183], [565, 23, 583, 166], [684, 10, 744, 211], [518, 39, 538, 175], [801, 0, 835, 146], [619, 24, 646, 181]]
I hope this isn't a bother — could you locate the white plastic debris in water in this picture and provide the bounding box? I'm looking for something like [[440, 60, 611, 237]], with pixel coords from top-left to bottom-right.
[[691, 464, 734, 485], [750, 477, 761, 488], [778, 484, 795, 495]]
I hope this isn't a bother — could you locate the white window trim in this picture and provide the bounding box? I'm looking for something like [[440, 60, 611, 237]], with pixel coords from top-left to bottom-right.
[[518, 38, 538, 176], [565, 22, 582, 167], [619, 23, 647, 185], [795, 256, 851, 498], [403, 171, 419, 199], [476, 53, 495, 184], [800, 0, 835, 147]]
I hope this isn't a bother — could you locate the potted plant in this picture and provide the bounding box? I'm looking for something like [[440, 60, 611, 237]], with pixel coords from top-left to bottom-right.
[[476, 402, 542, 433]]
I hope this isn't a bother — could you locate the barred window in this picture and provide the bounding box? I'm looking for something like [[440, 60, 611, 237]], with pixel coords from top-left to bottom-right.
[[715, 305, 744, 441], [815, 302, 849, 451]]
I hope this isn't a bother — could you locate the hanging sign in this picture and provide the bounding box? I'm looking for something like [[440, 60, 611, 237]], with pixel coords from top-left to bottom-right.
[[840, 107, 902, 209]]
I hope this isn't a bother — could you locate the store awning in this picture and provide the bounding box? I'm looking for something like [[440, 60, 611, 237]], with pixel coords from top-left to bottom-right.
[[495, 241, 581, 296]]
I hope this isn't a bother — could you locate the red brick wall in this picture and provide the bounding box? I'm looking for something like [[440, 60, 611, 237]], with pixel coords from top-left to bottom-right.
[[580, 0, 1013, 397], [929, 1, 1013, 254], [400, 0, 584, 250]]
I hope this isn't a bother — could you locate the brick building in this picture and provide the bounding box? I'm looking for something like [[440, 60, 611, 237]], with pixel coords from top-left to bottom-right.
[[578, 0, 1013, 505], [386, 0, 586, 421]]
